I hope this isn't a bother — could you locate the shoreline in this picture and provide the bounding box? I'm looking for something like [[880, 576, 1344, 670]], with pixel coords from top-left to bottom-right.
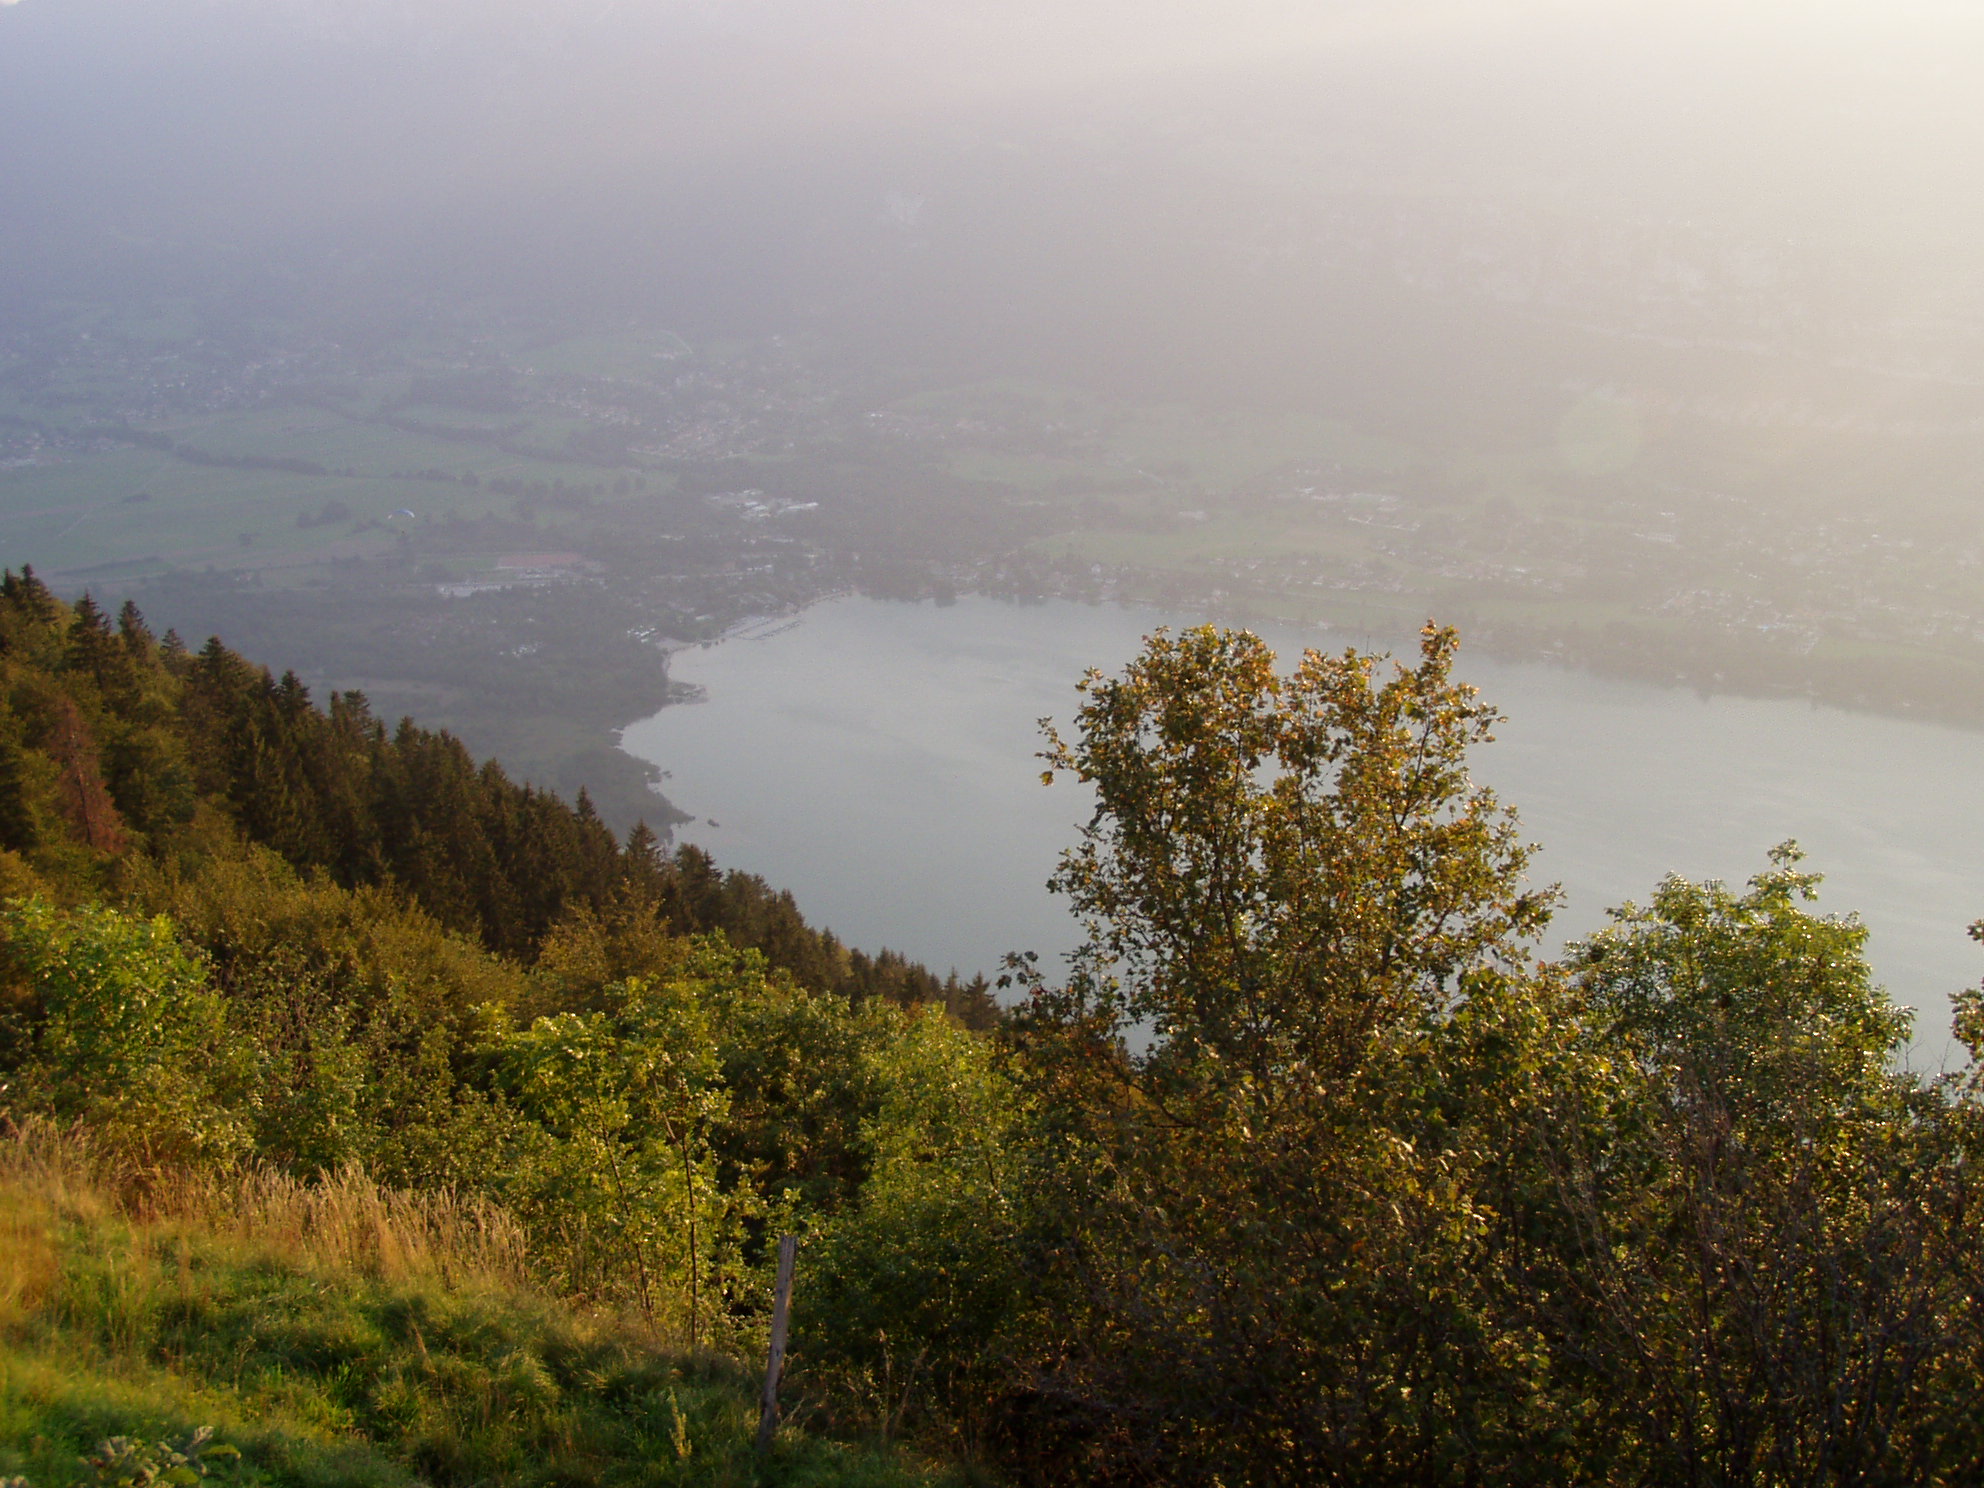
[[653, 586, 1984, 744]]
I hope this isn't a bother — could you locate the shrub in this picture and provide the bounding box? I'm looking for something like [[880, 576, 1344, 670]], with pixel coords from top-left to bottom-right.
[[0, 900, 249, 1167]]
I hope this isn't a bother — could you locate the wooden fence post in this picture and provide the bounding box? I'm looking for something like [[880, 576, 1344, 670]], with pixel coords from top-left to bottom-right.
[[755, 1234, 799, 1454]]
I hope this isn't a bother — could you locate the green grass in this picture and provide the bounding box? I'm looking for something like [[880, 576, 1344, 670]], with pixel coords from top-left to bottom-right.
[[0, 457, 409, 576], [0, 419, 628, 577], [0, 1144, 965, 1488], [0, 312, 667, 580]]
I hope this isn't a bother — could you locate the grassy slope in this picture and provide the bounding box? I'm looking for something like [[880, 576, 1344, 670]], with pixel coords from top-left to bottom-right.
[[0, 1145, 960, 1488]]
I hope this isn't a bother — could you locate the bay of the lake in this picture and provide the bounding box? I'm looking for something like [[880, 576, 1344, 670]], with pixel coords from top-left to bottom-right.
[[619, 595, 1983, 1066]]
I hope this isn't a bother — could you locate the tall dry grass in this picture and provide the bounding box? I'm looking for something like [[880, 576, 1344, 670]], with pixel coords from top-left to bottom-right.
[[0, 1120, 966, 1488], [0, 1119, 529, 1292]]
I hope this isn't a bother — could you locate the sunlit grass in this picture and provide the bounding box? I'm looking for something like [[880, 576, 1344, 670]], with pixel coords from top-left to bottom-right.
[[0, 1130, 963, 1488]]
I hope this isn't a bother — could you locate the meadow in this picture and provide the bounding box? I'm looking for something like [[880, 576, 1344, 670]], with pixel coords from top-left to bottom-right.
[[0, 1128, 961, 1488]]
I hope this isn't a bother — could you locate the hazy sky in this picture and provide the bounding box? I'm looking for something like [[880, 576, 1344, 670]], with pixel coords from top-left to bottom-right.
[[4, 0, 1983, 403], [6, 1, 1981, 231]]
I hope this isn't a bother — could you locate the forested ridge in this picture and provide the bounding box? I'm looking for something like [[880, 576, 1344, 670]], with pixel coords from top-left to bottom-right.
[[4, 565, 1984, 1486], [0, 565, 993, 1021]]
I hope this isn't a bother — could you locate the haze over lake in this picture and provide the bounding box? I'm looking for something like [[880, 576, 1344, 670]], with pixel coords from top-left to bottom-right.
[[622, 596, 1984, 1067]]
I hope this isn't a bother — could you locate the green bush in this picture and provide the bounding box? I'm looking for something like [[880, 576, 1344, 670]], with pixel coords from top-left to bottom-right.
[[0, 899, 249, 1166], [798, 1009, 1030, 1440]]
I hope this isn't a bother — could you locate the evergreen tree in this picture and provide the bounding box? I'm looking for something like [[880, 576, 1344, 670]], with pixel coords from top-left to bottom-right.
[[0, 572, 966, 1015]]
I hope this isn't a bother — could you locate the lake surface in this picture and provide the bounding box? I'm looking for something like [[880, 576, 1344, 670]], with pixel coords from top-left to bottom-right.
[[620, 596, 1984, 1067]]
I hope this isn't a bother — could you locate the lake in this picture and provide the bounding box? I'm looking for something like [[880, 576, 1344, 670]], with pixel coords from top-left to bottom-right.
[[620, 595, 1983, 1067]]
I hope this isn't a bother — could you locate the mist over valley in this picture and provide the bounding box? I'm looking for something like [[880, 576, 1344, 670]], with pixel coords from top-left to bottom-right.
[[6, 11, 1984, 1479]]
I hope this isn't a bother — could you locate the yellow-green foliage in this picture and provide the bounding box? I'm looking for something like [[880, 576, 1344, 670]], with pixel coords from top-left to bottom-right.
[[796, 1011, 1029, 1439], [486, 939, 1006, 1360], [119, 846, 529, 1185], [0, 1129, 964, 1488], [0, 890, 1037, 1452], [490, 964, 734, 1332], [0, 900, 249, 1168], [0, 570, 983, 1019], [14, 581, 1984, 1486]]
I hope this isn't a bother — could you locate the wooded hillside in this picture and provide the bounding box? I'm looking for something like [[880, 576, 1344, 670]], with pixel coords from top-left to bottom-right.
[[0, 566, 993, 1023], [4, 568, 1984, 1486]]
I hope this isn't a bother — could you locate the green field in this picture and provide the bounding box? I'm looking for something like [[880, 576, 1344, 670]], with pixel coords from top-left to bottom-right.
[[0, 315, 697, 581]]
